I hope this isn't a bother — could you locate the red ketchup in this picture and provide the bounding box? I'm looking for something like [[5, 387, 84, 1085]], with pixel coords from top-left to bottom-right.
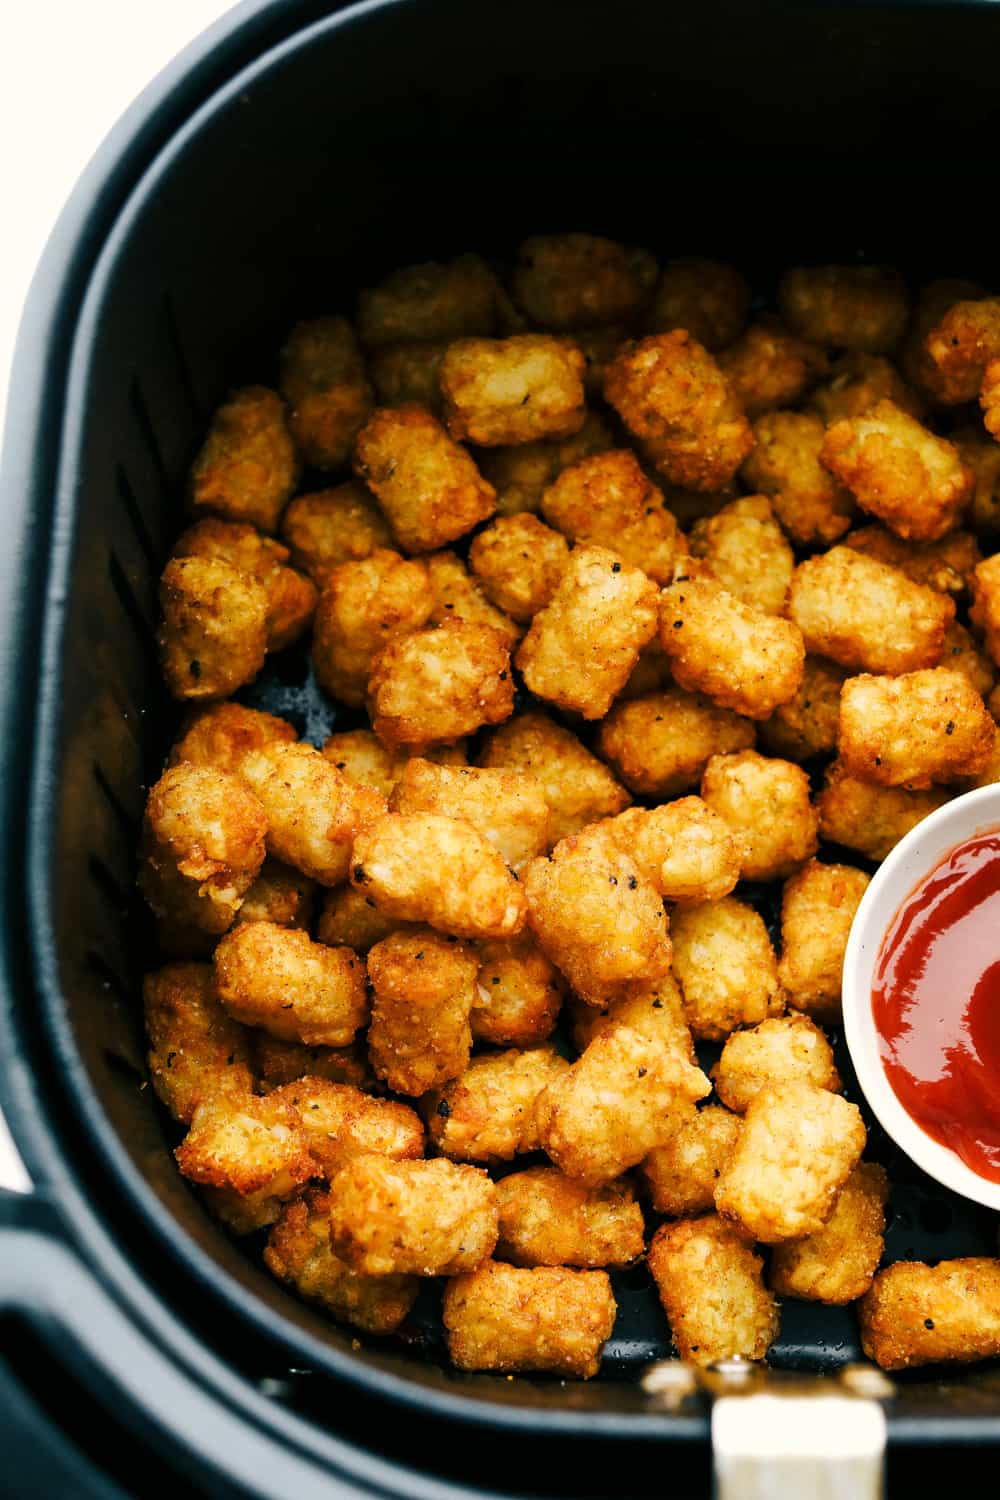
[[872, 829, 1000, 1182]]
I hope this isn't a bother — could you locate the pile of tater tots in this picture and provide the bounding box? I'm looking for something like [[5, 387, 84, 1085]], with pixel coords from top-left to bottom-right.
[[140, 236, 1000, 1381]]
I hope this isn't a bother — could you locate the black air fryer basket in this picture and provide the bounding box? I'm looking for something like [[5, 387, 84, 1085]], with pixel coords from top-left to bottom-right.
[[3, 1, 1000, 1494]]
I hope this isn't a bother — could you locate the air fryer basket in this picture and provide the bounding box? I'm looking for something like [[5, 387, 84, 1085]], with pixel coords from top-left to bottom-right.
[[4, 0, 1000, 1490]]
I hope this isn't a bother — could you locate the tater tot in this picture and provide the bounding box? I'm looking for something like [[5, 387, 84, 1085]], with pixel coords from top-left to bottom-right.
[[252, 1033, 371, 1091], [778, 860, 871, 1019], [426, 1046, 570, 1162], [700, 749, 818, 881], [809, 351, 925, 424], [570, 976, 696, 1064], [327, 1155, 498, 1276], [517, 545, 658, 718], [741, 410, 855, 545], [168, 702, 297, 775], [972, 552, 1000, 664], [711, 1014, 841, 1115], [536, 1023, 709, 1186], [158, 555, 269, 701], [981, 357, 1000, 439], [369, 339, 449, 413], [352, 405, 495, 553], [424, 550, 521, 649], [777, 264, 909, 353], [139, 763, 267, 934], [175, 1090, 315, 1234], [444, 1260, 616, 1379], [440, 334, 586, 446], [641, 1106, 742, 1217], [241, 741, 386, 886], [214, 922, 368, 1048], [311, 548, 435, 706], [366, 928, 478, 1094], [588, 798, 741, 903], [715, 1080, 866, 1242], [941, 621, 995, 698], [838, 668, 993, 787], [898, 277, 985, 397], [717, 318, 829, 419], [189, 385, 297, 533], [598, 687, 756, 799], [959, 423, 1000, 533], [367, 620, 514, 747], [468, 514, 570, 621], [496, 1166, 644, 1268], [353, 814, 525, 940], [143, 962, 254, 1124], [688, 495, 793, 615], [278, 316, 373, 471], [171, 518, 316, 653], [472, 935, 564, 1046], [671, 897, 784, 1042], [604, 331, 752, 492], [524, 836, 672, 1007], [658, 572, 805, 721], [649, 1215, 778, 1366], [480, 711, 631, 845], [357, 253, 499, 346], [268, 1077, 423, 1178], [759, 656, 846, 762], [842, 524, 981, 598], [320, 731, 467, 799], [859, 1258, 1000, 1370], [645, 258, 749, 350], [770, 1162, 888, 1305], [923, 297, 1000, 405], [539, 449, 685, 584], [233, 859, 316, 930], [265, 1188, 418, 1334], [279, 482, 394, 585], [821, 400, 973, 543], [787, 547, 954, 675], [389, 759, 549, 871], [817, 759, 950, 861], [476, 411, 615, 517], [510, 233, 657, 330], [316, 884, 411, 952]]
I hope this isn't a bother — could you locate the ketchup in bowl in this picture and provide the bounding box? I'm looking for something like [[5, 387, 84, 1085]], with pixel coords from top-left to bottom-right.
[[872, 829, 1000, 1183]]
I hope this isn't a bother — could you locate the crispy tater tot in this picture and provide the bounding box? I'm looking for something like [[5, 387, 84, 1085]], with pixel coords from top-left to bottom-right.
[[440, 334, 586, 446], [981, 358, 1000, 439], [389, 759, 549, 871], [658, 572, 805, 721], [357, 253, 499, 346], [468, 514, 570, 621], [688, 495, 793, 615], [252, 1033, 371, 1091], [241, 741, 386, 887], [327, 1155, 498, 1275], [587, 798, 740, 903], [311, 547, 435, 707], [700, 749, 818, 881], [516, 545, 659, 720], [941, 621, 995, 698], [476, 411, 616, 517], [189, 386, 297, 533], [645, 258, 749, 350], [523, 835, 672, 1007], [352, 813, 525, 940], [741, 410, 855, 545], [816, 759, 950, 861], [809, 351, 925, 424], [598, 687, 756, 799], [233, 859, 316, 930], [715, 1080, 866, 1243], [158, 555, 269, 700], [778, 860, 870, 1020], [316, 884, 411, 952], [859, 1258, 1000, 1370], [539, 449, 685, 584], [838, 668, 994, 787], [770, 1162, 888, 1305], [472, 935, 564, 1046], [777, 264, 909, 354], [842, 524, 981, 597], [214, 922, 368, 1048], [604, 330, 753, 492], [510, 233, 657, 330], [367, 620, 514, 748], [144, 962, 254, 1124], [321, 730, 468, 799], [898, 277, 985, 397], [168, 702, 296, 776], [536, 1023, 709, 1186], [366, 928, 478, 1094], [759, 656, 846, 762], [265, 1187, 418, 1334], [641, 1106, 742, 1217], [268, 1077, 423, 1178], [171, 518, 316, 653], [424, 550, 521, 648], [480, 711, 631, 845], [923, 297, 1000, 406], [821, 400, 973, 543], [279, 482, 394, 585], [717, 318, 829, 419], [175, 1090, 315, 1234], [712, 1014, 841, 1115], [278, 316, 373, 471], [671, 897, 784, 1042], [496, 1166, 644, 1268], [569, 976, 696, 1063], [139, 763, 267, 934], [444, 1260, 616, 1379], [353, 405, 495, 554], [369, 340, 449, 413], [787, 546, 954, 675], [955, 426, 1000, 535], [648, 1215, 778, 1365], [972, 552, 1000, 664], [426, 1046, 570, 1162]]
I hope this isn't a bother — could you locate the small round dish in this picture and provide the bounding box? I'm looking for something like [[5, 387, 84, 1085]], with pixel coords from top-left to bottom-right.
[[842, 783, 1000, 1212]]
